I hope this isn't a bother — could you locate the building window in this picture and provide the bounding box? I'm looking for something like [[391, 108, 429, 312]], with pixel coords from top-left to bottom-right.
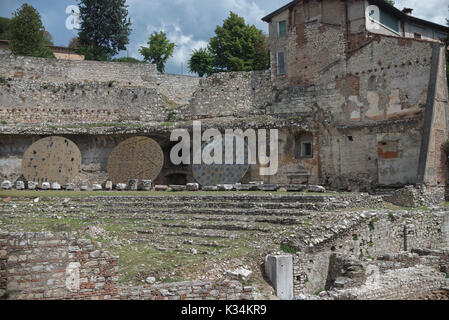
[[413, 32, 422, 39], [277, 52, 285, 75], [278, 20, 287, 37], [294, 134, 313, 159]]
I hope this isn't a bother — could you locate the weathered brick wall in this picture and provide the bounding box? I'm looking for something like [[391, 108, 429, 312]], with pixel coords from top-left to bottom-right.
[[0, 80, 168, 124], [0, 50, 199, 106], [120, 280, 254, 300], [188, 70, 272, 118], [292, 210, 448, 295], [1, 231, 119, 300], [0, 50, 156, 86]]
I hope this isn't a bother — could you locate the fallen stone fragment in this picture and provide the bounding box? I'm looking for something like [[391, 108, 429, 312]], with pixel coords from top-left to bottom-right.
[[116, 183, 127, 191], [104, 181, 113, 191], [202, 186, 219, 191], [80, 183, 88, 191], [128, 179, 138, 191], [155, 185, 169, 191], [41, 182, 51, 190], [92, 184, 102, 191], [186, 183, 199, 191], [146, 277, 156, 284], [51, 182, 61, 190], [64, 183, 75, 191], [15, 181, 25, 190], [27, 181, 38, 190], [307, 185, 326, 193], [217, 184, 235, 191], [257, 184, 279, 191], [141, 180, 152, 191], [1, 180, 12, 190], [226, 267, 253, 281], [170, 185, 186, 192]]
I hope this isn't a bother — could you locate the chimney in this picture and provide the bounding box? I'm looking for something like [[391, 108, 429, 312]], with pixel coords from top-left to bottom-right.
[[402, 8, 413, 15]]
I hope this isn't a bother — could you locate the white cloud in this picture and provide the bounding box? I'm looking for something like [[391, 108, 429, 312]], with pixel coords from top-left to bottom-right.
[[394, 0, 448, 25]]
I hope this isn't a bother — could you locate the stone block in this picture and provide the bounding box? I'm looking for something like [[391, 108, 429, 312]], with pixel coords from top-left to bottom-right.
[[141, 180, 152, 191], [41, 182, 51, 190], [265, 254, 293, 300], [80, 183, 88, 191], [1, 180, 12, 190], [155, 185, 169, 191], [116, 183, 127, 191], [234, 184, 253, 191], [64, 183, 75, 191], [226, 268, 253, 281], [170, 185, 186, 192], [257, 184, 279, 191], [217, 184, 235, 191], [307, 185, 326, 193], [51, 182, 61, 190], [202, 186, 219, 191], [283, 185, 306, 192], [27, 181, 38, 190], [15, 181, 25, 190], [128, 179, 138, 191], [92, 184, 102, 191], [104, 181, 113, 191], [186, 183, 199, 191]]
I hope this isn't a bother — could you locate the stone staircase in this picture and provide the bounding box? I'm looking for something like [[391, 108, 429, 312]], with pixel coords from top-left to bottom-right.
[[0, 192, 382, 285]]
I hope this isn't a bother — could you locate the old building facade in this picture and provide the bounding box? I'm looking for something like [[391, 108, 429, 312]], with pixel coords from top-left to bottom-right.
[[0, 0, 448, 191]]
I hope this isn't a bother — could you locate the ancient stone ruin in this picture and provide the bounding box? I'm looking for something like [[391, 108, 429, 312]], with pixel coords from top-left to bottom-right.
[[0, 0, 449, 300]]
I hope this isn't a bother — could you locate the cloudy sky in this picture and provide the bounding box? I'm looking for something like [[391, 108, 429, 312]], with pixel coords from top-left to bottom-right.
[[0, 0, 447, 75]]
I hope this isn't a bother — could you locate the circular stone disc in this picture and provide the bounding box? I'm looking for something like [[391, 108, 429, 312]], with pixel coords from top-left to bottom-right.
[[107, 136, 164, 185], [21, 136, 82, 185], [192, 137, 250, 186]]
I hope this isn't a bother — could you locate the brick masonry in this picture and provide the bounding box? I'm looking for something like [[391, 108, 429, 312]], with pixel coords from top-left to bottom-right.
[[0, 230, 254, 300]]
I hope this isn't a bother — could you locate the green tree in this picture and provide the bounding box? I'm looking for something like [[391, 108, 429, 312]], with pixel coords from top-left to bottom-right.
[[384, 0, 395, 6], [77, 0, 132, 60], [139, 31, 175, 73], [188, 48, 213, 77], [9, 4, 54, 58], [68, 37, 80, 49], [0, 17, 11, 39], [208, 12, 269, 72]]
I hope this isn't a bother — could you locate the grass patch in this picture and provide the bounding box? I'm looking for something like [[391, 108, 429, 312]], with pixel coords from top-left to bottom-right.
[[160, 94, 178, 110], [280, 243, 297, 254]]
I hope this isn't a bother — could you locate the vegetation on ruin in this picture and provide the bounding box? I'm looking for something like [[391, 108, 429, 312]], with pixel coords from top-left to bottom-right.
[[208, 12, 270, 73], [9, 4, 54, 59], [186, 12, 270, 77], [77, 0, 132, 61], [111, 57, 144, 64], [140, 31, 175, 74], [280, 244, 297, 254], [0, 17, 11, 40], [188, 48, 214, 77]]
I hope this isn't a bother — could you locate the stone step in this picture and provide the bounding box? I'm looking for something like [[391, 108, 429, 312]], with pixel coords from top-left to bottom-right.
[[82, 207, 311, 217]]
